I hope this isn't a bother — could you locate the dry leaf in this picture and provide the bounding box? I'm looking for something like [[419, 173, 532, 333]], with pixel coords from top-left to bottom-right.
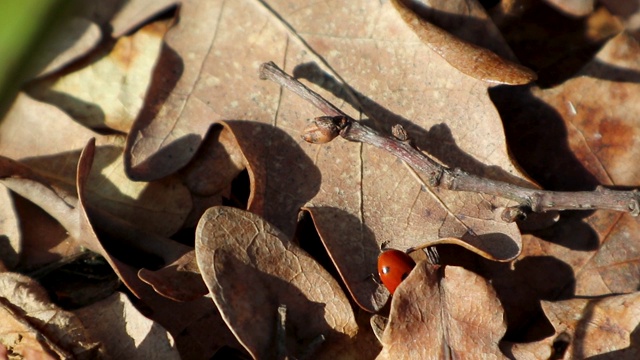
[[403, 0, 519, 61], [29, 20, 170, 132], [478, 30, 640, 343], [131, 0, 533, 311], [532, 33, 640, 188], [124, 0, 225, 180], [390, 0, 536, 84], [0, 139, 162, 298], [178, 123, 247, 197], [506, 293, 640, 359], [137, 293, 246, 359], [79, 137, 207, 302], [494, 31, 640, 296], [6, 1, 640, 357], [109, 0, 178, 38], [488, 1, 622, 86], [77, 139, 205, 299], [11, 194, 82, 271], [502, 337, 555, 360], [543, 0, 595, 17], [377, 261, 507, 359], [195, 206, 358, 359], [78, 142, 234, 356], [183, 192, 225, 228], [35, 17, 102, 78], [138, 250, 209, 302], [0, 272, 103, 359], [73, 292, 180, 360], [600, 0, 640, 39], [0, 94, 192, 237], [0, 187, 20, 270], [68, 0, 177, 39]]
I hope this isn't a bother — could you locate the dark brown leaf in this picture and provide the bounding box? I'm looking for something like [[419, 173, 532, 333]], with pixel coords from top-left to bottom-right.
[[195, 206, 358, 359]]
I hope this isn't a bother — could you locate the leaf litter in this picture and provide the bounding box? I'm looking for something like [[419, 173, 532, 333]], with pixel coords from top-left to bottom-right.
[[1, 0, 640, 358]]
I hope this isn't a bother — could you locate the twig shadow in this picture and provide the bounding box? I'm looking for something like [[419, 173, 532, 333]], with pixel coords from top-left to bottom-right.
[[294, 62, 601, 250], [293, 62, 532, 187], [489, 84, 601, 249]]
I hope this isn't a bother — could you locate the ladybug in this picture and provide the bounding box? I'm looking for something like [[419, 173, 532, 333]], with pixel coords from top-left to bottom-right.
[[377, 249, 416, 295]]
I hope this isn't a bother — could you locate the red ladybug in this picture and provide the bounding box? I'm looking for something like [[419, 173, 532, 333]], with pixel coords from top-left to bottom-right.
[[377, 249, 416, 295]]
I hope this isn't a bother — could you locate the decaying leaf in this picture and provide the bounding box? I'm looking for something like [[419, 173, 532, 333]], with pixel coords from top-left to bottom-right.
[[491, 30, 640, 297], [80, 139, 207, 301], [29, 20, 171, 132], [531, 33, 640, 188], [502, 336, 555, 360], [479, 29, 640, 344], [68, 0, 177, 39], [0, 155, 82, 241], [73, 292, 179, 360], [0, 94, 192, 237], [377, 260, 507, 359], [0, 272, 103, 359], [1, 139, 162, 298], [488, 0, 622, 87], [195, 206, 358, 359], [506, 293, 640, 359], [542, 293, 640, 358], [136, 291, 246, 359], [2, 117, 206, 299], [77, 139, 209, 300]]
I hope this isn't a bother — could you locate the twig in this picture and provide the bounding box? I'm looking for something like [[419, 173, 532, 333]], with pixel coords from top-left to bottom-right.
[[259, 61, 640, 219]]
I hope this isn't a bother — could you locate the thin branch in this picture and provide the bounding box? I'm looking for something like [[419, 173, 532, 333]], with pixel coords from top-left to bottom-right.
[[259, 61, 640, 219]]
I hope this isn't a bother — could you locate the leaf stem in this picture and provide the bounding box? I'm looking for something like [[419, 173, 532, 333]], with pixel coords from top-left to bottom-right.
[[259, 62, 640, 219]]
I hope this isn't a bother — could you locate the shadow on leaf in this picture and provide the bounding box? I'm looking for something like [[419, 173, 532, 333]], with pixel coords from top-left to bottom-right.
[[293, 62, 532, 188]]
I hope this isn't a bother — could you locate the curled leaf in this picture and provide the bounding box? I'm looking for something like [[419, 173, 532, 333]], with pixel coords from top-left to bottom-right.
[[0, 187, 20, 269], [138, 250, 209, 302], [391, 0, 537, 84]]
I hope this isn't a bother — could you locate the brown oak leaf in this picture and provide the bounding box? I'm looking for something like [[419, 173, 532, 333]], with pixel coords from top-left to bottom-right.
[[377, 260, 507, 359], [126, 0, 533, 312], [195, 206, 360, 359]]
